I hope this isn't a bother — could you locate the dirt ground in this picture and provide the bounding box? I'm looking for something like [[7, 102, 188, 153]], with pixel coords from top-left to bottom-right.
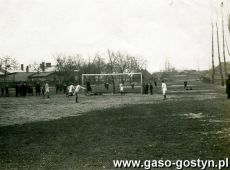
[[0, 85, 219, 127]]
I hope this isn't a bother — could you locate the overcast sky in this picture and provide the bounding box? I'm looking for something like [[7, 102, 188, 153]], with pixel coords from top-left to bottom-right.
[[0, 0, 229, 72]]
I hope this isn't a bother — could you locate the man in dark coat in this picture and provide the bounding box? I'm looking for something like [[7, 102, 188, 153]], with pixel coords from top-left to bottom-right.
[[150, 83, 153, 95], [15, 83, 20, 97], [5, 85, 9, 97], [145, 83, 149, 94], [226, 74, 230, 99]]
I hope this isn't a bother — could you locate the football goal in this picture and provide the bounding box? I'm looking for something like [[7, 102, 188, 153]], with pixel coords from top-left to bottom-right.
[[81, 73, 143, 94]]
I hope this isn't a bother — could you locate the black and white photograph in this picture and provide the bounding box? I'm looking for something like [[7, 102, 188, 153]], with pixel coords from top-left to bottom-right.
[[0, 0, 230, 169]]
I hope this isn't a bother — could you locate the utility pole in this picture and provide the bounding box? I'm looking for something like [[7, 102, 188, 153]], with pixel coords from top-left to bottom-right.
[[221, 2, 228, 79], [216, 22, 225, 86], [211, 23, 215, 83]]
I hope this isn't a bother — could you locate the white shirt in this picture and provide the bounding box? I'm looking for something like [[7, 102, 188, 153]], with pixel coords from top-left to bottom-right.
[[119, 83, 124, 91], [45, 83, 49, 92], [161, 82, 167, 91], [68, 85, 74, 93], [74, 85, 85, 93]]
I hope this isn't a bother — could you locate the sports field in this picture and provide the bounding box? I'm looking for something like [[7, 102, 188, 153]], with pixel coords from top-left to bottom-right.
[[0, 79, 230, 169]]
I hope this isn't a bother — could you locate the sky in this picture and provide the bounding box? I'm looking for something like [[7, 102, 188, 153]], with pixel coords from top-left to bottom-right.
[[0, 0, 229, 72]]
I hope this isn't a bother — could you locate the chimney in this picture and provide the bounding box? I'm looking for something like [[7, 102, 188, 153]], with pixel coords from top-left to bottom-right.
[[46, 63, 51, 67], [26, 66, 29, 73], [21, 64, 24, 71], [40, 62, 45, 72]]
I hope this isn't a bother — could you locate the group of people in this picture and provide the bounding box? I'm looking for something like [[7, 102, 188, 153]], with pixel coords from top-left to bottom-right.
[[15, 82, 34, 97], [143, 83, 154, 95], [66, 83, 86, 103], [143, 81, 167, 100], [0, 85, 9, 97]]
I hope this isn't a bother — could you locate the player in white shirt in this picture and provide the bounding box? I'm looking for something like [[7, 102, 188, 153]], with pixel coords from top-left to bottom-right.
[[74, 84, 86, 103], [161, 80, 167, 100], [119, 82, 124, 96], [45, 82, 50, 98], [67, 84, 74, 97]]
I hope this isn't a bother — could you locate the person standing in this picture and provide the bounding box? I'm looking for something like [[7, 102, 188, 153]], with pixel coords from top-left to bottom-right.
[[184, 81, 188, 89], [5, 85, 9, 97], [161, 80, 167, 100], [150, 83, 153, 95], [15, 83, 20, 97], [74, 84, 86, 103], [1, 85, 4, 96], [145, 83, 149, 94], [45, 82, 50, 98], [86, 81, 92, 95], [226, 74, 230, 99], [63, 83, 67, 94], [119, 81, 124, 96]]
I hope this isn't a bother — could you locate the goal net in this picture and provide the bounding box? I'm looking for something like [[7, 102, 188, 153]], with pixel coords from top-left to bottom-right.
[[81, 73, 143, 94]]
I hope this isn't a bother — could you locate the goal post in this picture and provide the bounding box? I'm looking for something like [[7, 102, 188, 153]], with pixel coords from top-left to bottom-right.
[[81, 72, 143, 94]]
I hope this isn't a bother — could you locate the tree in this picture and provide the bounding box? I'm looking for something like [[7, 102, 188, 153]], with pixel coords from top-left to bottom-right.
[[0, 56, 18, 85], [55, 54, 82, 83], [216, 23, 225, 86]]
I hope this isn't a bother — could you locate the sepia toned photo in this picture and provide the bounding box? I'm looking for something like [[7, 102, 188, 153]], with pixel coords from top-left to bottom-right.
[[0, 0, 230, 169]]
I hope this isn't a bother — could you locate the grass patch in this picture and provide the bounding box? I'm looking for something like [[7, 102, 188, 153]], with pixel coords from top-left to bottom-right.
[[1, 96, 230, 169]]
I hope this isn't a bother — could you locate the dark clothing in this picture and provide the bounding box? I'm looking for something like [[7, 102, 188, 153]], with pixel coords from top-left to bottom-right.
[[184, 81, 188, 89], [5, 86, 9, 97], [131, 83, 134, 89], [86, 82, 92, 93], [1, 87, 4, 96], [16, 84, 20, 97], [35, 84, 41, 96], [154, 81, 157, 87], [226, 78, 230, 99], [63, 84, 67, 94], [150, 84, 153, 95], [145, 84, 149, 94]]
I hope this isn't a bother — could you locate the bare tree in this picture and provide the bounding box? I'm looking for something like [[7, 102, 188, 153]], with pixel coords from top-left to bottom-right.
[[0, 56, 18, 85], [216, 23, 225, 86], [55, 54, 83, 83], [107, 49, 117, 93], [32, 62, 42, 80]]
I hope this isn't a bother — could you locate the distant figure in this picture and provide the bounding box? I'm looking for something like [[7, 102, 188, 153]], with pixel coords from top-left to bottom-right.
[[154, 81, 157, 87], [145, 83, 149, 94], [150, 83, 153, 95], [161, 80, 167, 100], [131, 82, 134, 89], [63, 83, 67, 94], [5, 85, 9, 97], [1, 85, 4, 96], [55, 83, 59, 94], [226, 74, 230, 99], [184, 81, 188, 89], [104, 82, 109, 91], [119, 82, 124, 96], [15, 83, 20, 97], [74, 84, 86, 103], [35, 82, 41, 96], [42, 84, 45, 96], [86, 81, 92, 94], [28, 83, 33, 96], [22, 82, 27, 97], [45, 82, 50, 98]]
